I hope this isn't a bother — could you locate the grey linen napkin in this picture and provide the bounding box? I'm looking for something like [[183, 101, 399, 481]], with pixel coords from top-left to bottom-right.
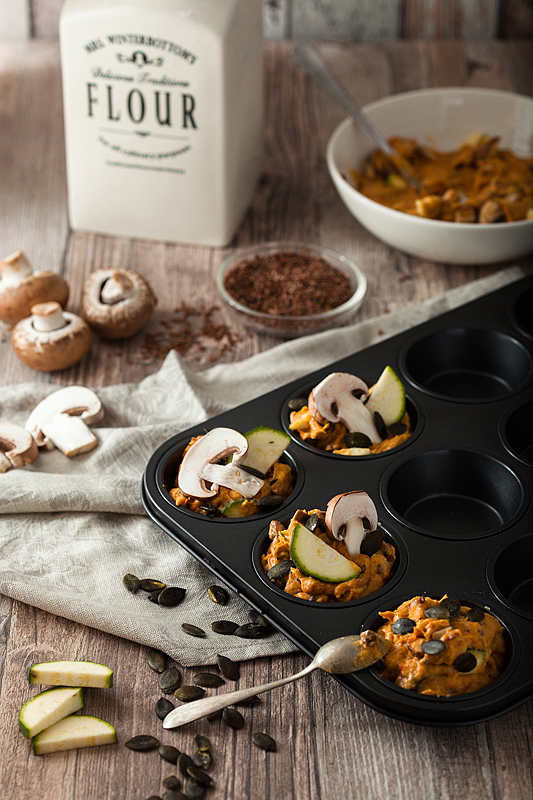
[[0, 267, 523, 666]]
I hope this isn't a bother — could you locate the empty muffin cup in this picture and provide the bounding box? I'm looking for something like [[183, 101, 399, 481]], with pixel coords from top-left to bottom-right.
[[401, 327, 531, 401], [490, 533, 533, 619], [501, 401, 533, 467], [382, 450, 524, 538]]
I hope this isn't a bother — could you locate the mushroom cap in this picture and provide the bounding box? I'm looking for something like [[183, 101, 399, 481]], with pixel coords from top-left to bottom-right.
[[325, 490, 378, 541], [0, 421, 39, 469], [81, 268, 157, 340], [178, 427, 249, 499], [0, 255, 69, 326], [25, 385, 103, 448], [11, 303, 91, 372], [309, 373, 369, 423]]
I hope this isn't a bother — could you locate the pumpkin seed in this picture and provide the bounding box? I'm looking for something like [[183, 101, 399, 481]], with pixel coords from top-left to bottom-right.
[[158, 587, 186, 607], [181, 623, 206, 638], [163, 792, 187, 800], [373, 411, 387, 440], [248, 610, 272, 629], [288, 396, 308, 412], [360, 528, 384, 556], [178, 753, 194, 777], [192, 750, 212, 770], [126, 735, 160, 751], [159, 667, 182, 693], [466, 606, 485, 622], [234, 623, 269, 639], [235, 694, 261, 707], [217, 654, 240, 681], [175, 686, 206, 702], [211, 620, 238, 635], [387, 422, 407, 436], [424, 605, 450, 620], [206, 708, 222, 721], [140, 579, 167, 592], [256, 495, 284, 508], [343, 431, 372, 449], [241, 464, 267, 479], [148, 589, 164, 603], [440, 597, 461, 617], [147, 648, 168, 673], [184, 778, 206, 800], [155, 697, 175, 720], [304, 512, 319, 531], [454, 652, 478, 672], [222, 707, 244, 729], [123, 573, 140, 593], [252, 732, 276, 752], [193, 734, 211, 752], [207, 585, 228, 605], [146, 795, 162, 800], [193, 673, 225, 688], [421, 640, 446, 655], [162, 776, 182, 791], [266, 561, 293, 581], [391, 618, 415, 635], [187, 767, 215, 788], [159, 745, 181, 764]]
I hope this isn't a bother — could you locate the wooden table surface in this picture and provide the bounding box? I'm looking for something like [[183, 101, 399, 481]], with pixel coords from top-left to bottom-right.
[[1, 38, 532, 800]]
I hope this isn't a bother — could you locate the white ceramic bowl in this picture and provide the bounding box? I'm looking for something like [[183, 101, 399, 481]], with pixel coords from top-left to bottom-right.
[[326, 87, 533, 264]]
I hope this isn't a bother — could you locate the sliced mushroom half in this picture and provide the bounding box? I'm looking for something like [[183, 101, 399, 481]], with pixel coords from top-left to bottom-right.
[[11, 302, 91, 372], [325, 490, 379, 557], [0, 422, 39, 472], [0, 251, 69, 327], [25, 385, 103, 455], [309, 372, 381, 444], [178, 427, 264, 499], [81, 268, 157, 339]]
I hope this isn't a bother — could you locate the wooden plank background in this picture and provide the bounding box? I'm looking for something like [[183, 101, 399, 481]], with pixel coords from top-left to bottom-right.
[[1, 0, 533, 40]]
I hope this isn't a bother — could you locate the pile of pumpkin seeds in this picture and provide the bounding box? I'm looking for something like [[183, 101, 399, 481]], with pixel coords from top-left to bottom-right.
[[123, 574, 187, 607]]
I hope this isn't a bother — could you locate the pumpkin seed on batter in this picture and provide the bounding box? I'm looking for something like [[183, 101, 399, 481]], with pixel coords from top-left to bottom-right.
[[181, 623, 206, 638], [193, 673, 225, 688], [155, 697, 175, 720], [454, 652, 478, 672], [140, 579, 167, 592], [421, 640, 446, 656], [123, 573, 140, 593], [126, 735, 160, 751], [159, 745, 181, 764], [159, 667, 182, 693], [207, 585, 229, 605], [266, 561, 293, 581], [439, 597, 461, 617], [217, 654, 240, 681], [391, 618, 416, 635], [360, 528, 384, 556], [175, 686, 206, 702], [222, 707, 244, 729], [344, 431, 372, 449], [147, 648, 168, 673], [252, 732, 276, 752], [424, 605, 450, 620], [466, 606, 485, 622], [256, 495, 284, 507]]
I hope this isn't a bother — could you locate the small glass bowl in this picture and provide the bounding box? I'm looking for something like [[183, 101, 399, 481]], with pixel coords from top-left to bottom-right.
[[215, 241, 367, 338]]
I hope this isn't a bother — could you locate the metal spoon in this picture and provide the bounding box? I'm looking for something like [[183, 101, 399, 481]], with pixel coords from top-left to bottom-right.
[[162, 631, 390, 729], [290, 41, 418, 187]]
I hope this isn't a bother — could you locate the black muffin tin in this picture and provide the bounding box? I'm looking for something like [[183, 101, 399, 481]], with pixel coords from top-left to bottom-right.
[[142, 276, 533, 727]]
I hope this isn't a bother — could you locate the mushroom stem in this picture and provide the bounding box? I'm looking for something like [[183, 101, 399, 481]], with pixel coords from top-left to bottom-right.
[[341, 518, 367, 557], [31, 302, 67, 332], [100, 272, 135, 304], [0, 251, 33, 285]]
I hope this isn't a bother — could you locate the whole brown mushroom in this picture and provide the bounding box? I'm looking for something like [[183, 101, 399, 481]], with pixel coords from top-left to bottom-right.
[[0, 251, 69, 326], [81, 268, 157, 339], [11, 301, 91, 372]]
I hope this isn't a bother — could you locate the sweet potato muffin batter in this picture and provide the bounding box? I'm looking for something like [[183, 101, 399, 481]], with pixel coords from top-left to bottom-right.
[[262, 508, 395, 602], [377, 595, 506, 696], [289, 406, 411, 454]]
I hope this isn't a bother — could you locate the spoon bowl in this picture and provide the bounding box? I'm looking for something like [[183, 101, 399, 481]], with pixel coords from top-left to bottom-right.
[[163, 631, 390, 729]]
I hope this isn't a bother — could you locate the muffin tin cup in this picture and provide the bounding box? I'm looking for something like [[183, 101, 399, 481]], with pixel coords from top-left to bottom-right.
[[142, 275, 533, 727]]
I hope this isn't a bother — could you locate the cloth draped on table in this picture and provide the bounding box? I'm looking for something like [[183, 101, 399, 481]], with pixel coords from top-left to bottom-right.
[[0, 267, 523, 666]]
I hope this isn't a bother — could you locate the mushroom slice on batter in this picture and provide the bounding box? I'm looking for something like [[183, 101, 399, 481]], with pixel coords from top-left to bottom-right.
[[325, 490, 379, 557], [0, 251, 69, 327], [25, 385, 103, 456], [309, 372, 381, 444], [178, 427, 264, 499], [0, 422, 39, 472], [82, 268, 157, 339]]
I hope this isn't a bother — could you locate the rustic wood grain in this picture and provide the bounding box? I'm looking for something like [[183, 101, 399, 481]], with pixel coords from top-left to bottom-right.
[[403, 0, 502, 39], [1, 39, 533, 800]]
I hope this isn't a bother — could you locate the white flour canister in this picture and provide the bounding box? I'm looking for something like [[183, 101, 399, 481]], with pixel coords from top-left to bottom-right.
[[59, 0, 263, 246]]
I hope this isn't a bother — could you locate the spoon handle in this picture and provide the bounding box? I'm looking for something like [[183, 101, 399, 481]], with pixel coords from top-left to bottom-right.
[[163, 662, 317, 729], [290, 42, 395, 155]]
